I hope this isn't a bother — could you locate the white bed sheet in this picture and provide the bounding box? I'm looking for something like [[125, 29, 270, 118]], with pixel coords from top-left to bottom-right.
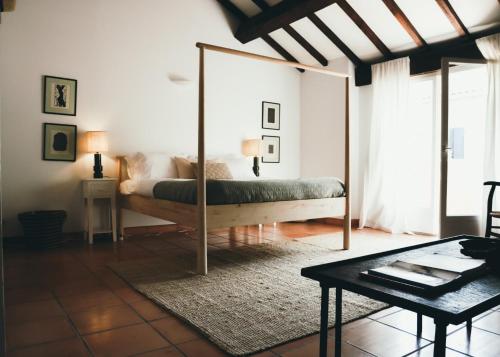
[[120, 179, 163, 197]]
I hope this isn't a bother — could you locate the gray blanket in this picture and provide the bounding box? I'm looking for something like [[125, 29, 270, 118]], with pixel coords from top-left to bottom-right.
[[152, 177, 345, 205]]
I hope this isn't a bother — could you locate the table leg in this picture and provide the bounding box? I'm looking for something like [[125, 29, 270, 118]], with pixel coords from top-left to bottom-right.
[[87, 197, 94, 245], [433, 320, 448, 357], [417, 313, 423, 337], [466, 318, 472, 338], [335, 288, 342, 357], [320, 286, 329, 357], [111, 196, 117, 243]]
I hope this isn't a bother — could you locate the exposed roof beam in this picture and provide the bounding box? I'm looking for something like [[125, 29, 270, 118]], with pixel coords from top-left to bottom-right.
[[217, 0, 304, 72], [355, 24, 500, 86], [382, 0, 427, 47], [308, 13, 362, 65], [336, 0, 392, 57], [435, 0, 469, 36], [261, 34, 305, 72], [282, 25, 329, 65], [236, 0, 337, 43], [252, 0, 328, 66]]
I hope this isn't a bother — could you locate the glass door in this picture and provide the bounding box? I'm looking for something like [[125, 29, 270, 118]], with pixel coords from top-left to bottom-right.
[[440, 58, 487, 238]]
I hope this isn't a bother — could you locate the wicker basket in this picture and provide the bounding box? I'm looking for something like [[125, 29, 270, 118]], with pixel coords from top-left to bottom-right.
[[18, 210, 67, 249]]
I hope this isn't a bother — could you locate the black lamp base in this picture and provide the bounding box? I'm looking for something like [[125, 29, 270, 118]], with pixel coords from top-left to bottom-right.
[[252, 156, 260, 177], [93, 153, 103, 179]]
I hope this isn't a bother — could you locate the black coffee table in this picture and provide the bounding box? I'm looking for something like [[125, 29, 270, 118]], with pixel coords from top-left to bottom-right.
[[301, 235, 500, 357]]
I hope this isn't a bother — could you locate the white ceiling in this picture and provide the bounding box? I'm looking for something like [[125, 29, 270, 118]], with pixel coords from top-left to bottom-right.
[[229, 0, 500, 65]]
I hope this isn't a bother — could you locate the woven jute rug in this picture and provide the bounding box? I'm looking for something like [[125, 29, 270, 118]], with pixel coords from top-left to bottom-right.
[[109, 238, 387, 356]]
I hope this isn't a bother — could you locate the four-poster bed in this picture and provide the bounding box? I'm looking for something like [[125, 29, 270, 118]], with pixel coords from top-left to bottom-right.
[[118, 43, 351, 275]]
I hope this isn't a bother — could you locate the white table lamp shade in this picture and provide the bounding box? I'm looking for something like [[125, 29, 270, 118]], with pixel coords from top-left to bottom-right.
[[86, 131, 108, 153], [242, 139, 263, 157]]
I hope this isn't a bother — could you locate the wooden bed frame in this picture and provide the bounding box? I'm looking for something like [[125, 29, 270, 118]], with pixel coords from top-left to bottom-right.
[[117, 43, 351, 275]]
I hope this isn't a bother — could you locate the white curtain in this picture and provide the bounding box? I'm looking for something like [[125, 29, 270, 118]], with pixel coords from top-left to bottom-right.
[[477, 33, 500, 232], [360, 57, 412, 233]]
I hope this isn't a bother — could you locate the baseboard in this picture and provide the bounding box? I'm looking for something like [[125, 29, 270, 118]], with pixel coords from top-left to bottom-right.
[[3, 231, 85, 249], [314, 218, 359, 228]]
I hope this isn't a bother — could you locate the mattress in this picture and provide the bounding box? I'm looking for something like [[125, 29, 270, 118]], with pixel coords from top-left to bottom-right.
[[149, 178, 345, 205]]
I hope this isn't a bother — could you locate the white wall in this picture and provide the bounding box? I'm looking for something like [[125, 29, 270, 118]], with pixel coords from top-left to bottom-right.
[[0, 0, 301, 236], [300, 57, 361, 219]]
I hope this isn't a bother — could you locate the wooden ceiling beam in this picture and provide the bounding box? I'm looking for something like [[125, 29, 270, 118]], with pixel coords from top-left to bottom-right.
[[336, 0, 392, 57], [435, 0, 469, 37], [355, 25, 500, 86], [252, 0, 328, 66], [308, 13, 362, 65], [236, 0, 337, 43], [382, 0, 427, 47], [217, 0, 304, 72]]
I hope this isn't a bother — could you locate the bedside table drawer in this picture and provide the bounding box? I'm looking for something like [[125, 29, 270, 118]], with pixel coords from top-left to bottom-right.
[[83, 180, 116, 197]]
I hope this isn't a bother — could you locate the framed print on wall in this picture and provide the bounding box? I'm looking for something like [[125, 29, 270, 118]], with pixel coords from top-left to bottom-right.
[[262, 101, 280, 130], [43, 123, 77, 162], [262, 135, 280, 163], [43, 75, 77, 116]]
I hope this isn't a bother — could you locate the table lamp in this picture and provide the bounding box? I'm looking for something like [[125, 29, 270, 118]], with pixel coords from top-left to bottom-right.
[[242, 139, 263, 177], [86, 131, 108, 179]]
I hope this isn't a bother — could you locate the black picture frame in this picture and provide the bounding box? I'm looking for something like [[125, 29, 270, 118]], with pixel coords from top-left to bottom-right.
[[43, 123, 77, 162], [262, 101, 280, 130], [261, 135, 280, 163], [43, 75, 78, 116]]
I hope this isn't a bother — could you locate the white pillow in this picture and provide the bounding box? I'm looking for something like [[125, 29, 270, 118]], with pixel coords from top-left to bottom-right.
[[223, 156, 254, 179], [125, 153, 151, 180], [146, 153, 178, 178]]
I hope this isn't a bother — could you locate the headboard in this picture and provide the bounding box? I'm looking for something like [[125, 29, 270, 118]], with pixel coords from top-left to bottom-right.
[[116, 156, 130, 183]]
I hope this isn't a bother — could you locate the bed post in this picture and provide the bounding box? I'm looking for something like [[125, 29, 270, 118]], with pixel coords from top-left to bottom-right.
[[197, 45, 208, 275], [117, 157, 125, 240], [343, 77, 351, 250]]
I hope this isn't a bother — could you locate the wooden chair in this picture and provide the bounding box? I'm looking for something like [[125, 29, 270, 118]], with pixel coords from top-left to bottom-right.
[[485, 181, 500, 238]]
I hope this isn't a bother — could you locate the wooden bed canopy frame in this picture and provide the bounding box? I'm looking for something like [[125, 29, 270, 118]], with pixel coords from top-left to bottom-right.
[[117, 42, 351, 275]]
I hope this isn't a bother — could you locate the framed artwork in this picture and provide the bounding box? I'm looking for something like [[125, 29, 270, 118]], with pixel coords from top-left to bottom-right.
[[262, 101, 280, 130], [43, 76, 77, 116], [43, 123, 77, 162], [262, 135, 280, 163]]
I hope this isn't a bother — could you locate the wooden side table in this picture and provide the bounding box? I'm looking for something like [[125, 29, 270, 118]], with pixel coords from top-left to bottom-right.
[[82, 178, 118, 244]]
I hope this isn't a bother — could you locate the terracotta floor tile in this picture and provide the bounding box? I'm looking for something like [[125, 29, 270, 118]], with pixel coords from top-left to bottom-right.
[[176, 338, 228, 357], [473, 310, 500, 334], [69, 304, 143, 334], [6, 337, 90, 357], [150, 317, 201, 344], [6, 317, 76, 350], [446, 326, 500, 356], [271, 333, 320, 354], [6, 224, 494, 357], [113, 286, 147, 303], [6, 299, 65, 325], [84, 323, 169, 356], [280, 338, 372, 357], [136, 346, 184, 356], [405, 344, 468, 356], [53, 278, 105, 297], [343, 319, 431, 357], [131, 300, 169, 321], [58, 289, 123, 312], [378, 310, 464, 341], [5, 287, 53, 306], [367, 306, 402, 320]]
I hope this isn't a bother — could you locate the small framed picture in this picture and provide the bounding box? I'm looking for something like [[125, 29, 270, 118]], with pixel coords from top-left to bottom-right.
[[43, 123, 77, 162], [262, 101, 280, 130], [43, 76, 77, 116], [262, 135, 280, 163]]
